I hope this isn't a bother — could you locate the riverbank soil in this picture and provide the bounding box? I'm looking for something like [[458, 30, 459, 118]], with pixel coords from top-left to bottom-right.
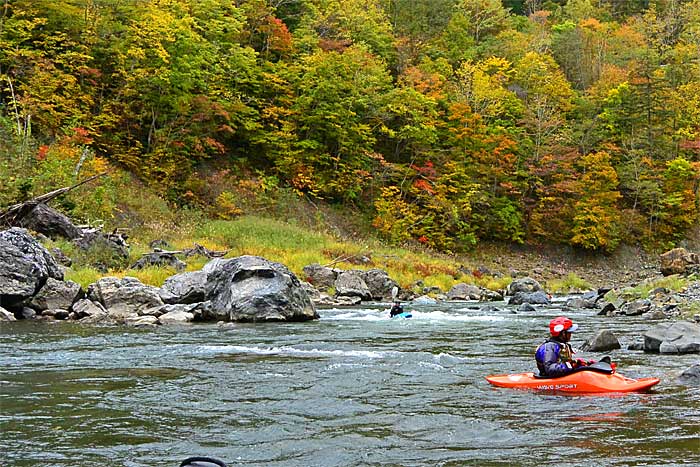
[[464, 241, 660, 289]]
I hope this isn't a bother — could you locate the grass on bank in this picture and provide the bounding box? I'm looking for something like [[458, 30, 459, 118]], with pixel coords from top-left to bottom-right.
[[59, 215, 514, 293], [605, 275, 689, 303], [546, 273, 593, 294]]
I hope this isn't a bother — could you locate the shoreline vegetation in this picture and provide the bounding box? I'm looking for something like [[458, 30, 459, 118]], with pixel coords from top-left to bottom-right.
[[39, 211, 692, 320], [3, 1, 700, 324]]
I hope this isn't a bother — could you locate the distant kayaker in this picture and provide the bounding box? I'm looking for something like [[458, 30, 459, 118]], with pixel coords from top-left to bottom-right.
[[535, 316, 590, 377], [389, 302, 405, 317]]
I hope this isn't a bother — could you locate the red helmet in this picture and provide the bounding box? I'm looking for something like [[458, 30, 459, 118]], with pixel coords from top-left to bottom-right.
[[549, 316, 578, 336]]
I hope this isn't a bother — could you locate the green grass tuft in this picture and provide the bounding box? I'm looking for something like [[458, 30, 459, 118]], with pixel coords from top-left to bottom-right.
[[546, 273, 592, 293]]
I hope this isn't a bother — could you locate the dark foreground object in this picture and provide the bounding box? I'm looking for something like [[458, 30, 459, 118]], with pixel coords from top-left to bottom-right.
[[180, 457, 228, 467]]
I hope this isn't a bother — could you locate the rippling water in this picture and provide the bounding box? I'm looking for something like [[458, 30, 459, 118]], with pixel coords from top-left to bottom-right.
[[2, 299, 699, 467]]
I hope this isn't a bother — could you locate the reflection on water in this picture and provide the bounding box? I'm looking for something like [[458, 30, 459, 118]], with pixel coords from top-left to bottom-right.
[[1, 303, 699, 467]]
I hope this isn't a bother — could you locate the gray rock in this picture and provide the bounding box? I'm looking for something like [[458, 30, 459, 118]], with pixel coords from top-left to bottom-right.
[[0, 306, 16, 321], [140, 303, 199, 318], [334, 270, 372, 301], [203, 255, 317, 322], [565, 297, 598, 309], [644, 310, 667, 320], [159, 270, 209, 304], [508, 291, 550, 306], [130, 252, 186, 271], [125, 315, 159, 327], [42, 308, 70, 320], [518, 303, 536, 312], [19, 203, 81, 240], [362, 269, 399, 300], [481, 290, 504, 301], [507, 277, 544, 296], [598, 302, 616, 316], [627, 341, 644, 351], [29, 278, 83, 311], [413, 295, 437, 305], [19, 307, 36, 319], [302, 263, 338, 290], [87, 276, 164, 320], [679, 364, 700, 385], [0, 228, 63, 305], [158, 308, 195, 324], [580, 330, 622, 352], [330, 295, 362, 306], [79, 310, 113, 325], [72, 299, 107, 318], [447, 283, 481, 300], [644, 321, 700, 354], [623, 299, 652, 316], [301, 281, 321, 301]]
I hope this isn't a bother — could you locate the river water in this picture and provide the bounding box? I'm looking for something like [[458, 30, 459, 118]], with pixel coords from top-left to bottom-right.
[[2, 299, 699, 467]]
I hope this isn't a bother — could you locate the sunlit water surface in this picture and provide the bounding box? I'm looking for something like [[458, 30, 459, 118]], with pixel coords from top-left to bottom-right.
[[2, 299, 699, 466]]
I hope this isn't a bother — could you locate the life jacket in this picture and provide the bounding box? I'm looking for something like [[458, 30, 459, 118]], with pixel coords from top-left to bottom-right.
[[543, 337, 574, 364]]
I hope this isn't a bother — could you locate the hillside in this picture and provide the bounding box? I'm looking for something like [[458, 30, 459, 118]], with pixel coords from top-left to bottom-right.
[[2, 1, 700, 261]]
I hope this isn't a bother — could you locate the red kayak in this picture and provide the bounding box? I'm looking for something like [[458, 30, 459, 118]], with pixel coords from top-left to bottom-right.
[[486, 370, 659, 393]]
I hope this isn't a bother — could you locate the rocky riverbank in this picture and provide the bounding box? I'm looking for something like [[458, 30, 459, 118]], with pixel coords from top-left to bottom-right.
[[2, 224, 700, 369]]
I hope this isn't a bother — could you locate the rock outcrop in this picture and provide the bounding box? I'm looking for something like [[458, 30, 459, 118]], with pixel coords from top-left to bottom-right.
[[0, 228, 63, 309], [202, 255, 317, 322], [643, 321, 700, 354]]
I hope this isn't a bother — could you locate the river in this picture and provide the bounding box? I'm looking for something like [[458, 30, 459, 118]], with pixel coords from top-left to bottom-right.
[[1, 299, 699, 466]]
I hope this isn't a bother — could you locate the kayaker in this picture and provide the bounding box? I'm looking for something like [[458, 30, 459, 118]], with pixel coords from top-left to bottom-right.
[[535, 316, 590, 377], [389, 301, 405, 317]]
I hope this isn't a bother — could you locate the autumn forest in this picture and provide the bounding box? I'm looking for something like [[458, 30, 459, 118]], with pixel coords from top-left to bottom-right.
[[1, 0, 700, 254]]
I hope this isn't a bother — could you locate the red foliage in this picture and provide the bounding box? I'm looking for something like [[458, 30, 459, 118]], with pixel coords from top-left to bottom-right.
[[413, 178, 436, 194], [410, 161, 436, 179], [680, 139, 700, 151], [36, 145, 49, 161], [68, 127, 93, 145], [267, 16, 293, 52]]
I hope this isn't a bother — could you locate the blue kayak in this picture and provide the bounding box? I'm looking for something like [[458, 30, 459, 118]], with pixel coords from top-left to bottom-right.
[[391, 311, 412, 319]]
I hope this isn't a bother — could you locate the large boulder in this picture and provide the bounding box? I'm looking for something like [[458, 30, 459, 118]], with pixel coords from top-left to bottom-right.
[[87, 277, 164, 320], [18, 203, 81, 240], [362, 269, 399, 300], [0, 228, 63, 307], [507, 277, 544, 296], [159, 270, 209, 304], [643, 321, 700, 354], [302, 263, 338, 290], [508, 291, 551, 306], [580, 330, 622, 352], [203, 255, 317, 322], [660, 248, 699, 276], [28, 278, 83, 311], [447, 283, 482, 301], [334, 270, 372, 301]]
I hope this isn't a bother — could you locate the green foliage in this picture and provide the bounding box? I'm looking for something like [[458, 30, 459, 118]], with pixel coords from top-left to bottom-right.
[[570, 151, 622, 252], [1, 0, 700, 256]]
